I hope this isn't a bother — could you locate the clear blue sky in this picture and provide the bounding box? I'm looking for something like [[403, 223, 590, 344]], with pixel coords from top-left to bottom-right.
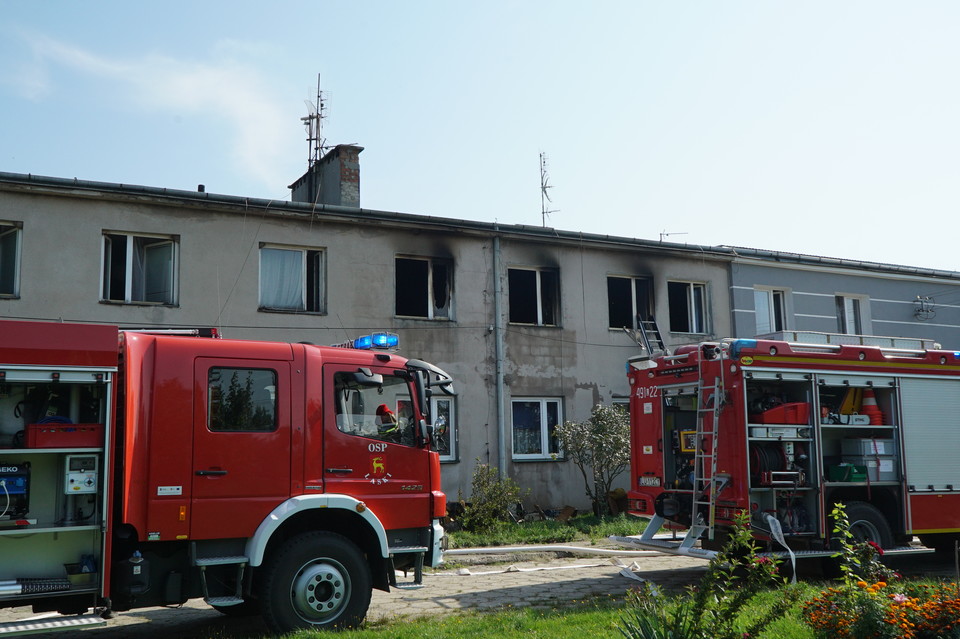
[[3, 2, 959, 271]]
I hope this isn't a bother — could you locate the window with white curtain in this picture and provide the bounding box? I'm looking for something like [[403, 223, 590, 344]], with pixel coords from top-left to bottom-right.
[[0, 222, 22, 297], [259, 245, 325, 313], [511, 398, 563, 460], [102, 232, 177, 304]]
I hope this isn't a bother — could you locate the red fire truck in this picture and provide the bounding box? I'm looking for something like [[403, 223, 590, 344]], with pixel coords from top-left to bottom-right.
[[621, 333, 960, 561], [0, 319, 453, 635]]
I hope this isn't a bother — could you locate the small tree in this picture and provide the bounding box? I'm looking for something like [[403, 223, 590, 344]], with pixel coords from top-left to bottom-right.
[[554, 403, 630, 516]]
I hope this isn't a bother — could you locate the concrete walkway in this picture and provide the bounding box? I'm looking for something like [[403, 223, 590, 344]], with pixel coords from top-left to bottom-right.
[[0, 550, 709, 638]]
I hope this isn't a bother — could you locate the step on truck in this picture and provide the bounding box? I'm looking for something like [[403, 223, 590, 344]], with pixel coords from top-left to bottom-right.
[[0, 319, 453, 635], [618, 332, 960, 562]]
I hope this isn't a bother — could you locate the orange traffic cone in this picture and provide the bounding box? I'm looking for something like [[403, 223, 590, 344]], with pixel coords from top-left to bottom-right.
[[860, 388, 884, 425]]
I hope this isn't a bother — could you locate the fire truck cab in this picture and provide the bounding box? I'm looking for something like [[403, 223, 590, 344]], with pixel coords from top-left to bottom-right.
[[621, 332, 960, 561], [0, 320, 452, 635]]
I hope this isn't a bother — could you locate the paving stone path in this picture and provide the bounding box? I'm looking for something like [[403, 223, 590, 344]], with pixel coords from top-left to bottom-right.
[[0, 550, 708, 638]]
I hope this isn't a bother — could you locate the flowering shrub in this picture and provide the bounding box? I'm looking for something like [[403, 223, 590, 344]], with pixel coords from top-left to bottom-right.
[[802, 503, 960, 639], [619, 511, 799, 639]]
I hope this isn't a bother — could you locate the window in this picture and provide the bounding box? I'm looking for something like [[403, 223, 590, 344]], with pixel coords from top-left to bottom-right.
[[333, 371, 419, 447], [754, 288, 787, 335], [836, 295, 865, 334], [0, 222, 21, 297], [511, 398, 562, 460], [432, 396, 456, 462], [259, 245, 325, 313], [608, 276, 652, 329], [668, 281, 707, 333], [395, 257, 452, 319], [508, 268, 559, 326], [207, 368, 278, 432], [102, 232, 177, 304]]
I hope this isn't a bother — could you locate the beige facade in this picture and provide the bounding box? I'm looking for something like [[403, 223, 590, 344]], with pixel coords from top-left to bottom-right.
[[0, 169, 736, 511]]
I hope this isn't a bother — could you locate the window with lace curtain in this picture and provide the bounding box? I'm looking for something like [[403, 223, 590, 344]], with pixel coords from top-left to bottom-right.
[[511, 398, 563, 460]]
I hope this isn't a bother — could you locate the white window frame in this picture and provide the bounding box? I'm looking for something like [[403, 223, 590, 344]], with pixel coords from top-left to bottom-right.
[[508, 267, 560, 326], [667, 281, 707, 334], [101, 231, 178, 304], [836, 294, 869, 335], [0, 221, 22, 297], [395, 256, 453, 320], [431, 395, 457, 462], [258, 244, 326, 313], [511, 397, 563, 461], [754, 287, 789, 335]]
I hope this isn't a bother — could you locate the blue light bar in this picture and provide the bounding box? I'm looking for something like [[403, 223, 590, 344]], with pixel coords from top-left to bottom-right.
[[351, 332, 399, 350], [729, 339, 757, 358]]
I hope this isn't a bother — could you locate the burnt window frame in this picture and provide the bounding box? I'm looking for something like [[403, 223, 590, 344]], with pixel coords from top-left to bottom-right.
[[395, 256, 453, 320], [607, 275, 653, 330], [508, 267, 560, 326]]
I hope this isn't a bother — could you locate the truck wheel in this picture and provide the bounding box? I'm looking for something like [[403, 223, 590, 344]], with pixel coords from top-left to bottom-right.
[[257, 531, 371, 633], [842, 501, 894, 549]]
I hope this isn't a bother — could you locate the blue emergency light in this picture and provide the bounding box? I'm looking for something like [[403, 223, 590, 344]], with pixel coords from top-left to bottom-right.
[[330, 332, 399, 350]]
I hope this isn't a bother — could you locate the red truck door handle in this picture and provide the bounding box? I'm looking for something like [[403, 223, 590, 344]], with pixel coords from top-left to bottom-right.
[[325, 468, 352, 474], [195, 470, 228, 476]]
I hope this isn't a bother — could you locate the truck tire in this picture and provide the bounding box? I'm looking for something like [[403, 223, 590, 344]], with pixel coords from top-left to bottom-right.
[[257, 531, 372, 633], [842, 501, 894, 549]]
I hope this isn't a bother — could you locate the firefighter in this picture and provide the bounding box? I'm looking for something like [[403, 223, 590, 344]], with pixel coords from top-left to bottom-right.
[[375, 404, 400, 441]]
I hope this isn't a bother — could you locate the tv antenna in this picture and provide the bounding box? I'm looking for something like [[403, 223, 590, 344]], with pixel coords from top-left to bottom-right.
[[301, 74, 330, 168], [540, 152, 558, 226], [659, 230, 689, 242]]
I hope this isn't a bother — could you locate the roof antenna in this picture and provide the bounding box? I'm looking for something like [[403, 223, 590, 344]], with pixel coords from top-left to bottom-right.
[[540, 151, 558, 227], [301, 74, 330, 169]]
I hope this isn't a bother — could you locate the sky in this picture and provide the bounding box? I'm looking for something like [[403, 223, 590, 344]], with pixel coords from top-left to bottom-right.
[[2, 2, 960, 271]]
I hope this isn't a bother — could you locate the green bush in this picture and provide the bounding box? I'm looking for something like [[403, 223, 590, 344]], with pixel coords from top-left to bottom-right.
[[461, 460, 528, 533]]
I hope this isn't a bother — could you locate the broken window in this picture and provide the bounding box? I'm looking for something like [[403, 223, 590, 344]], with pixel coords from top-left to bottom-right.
[[259, 245, 325, 313], [395, 257, 452, 319], [0, 222, 21, 297], [508, 268, 559, 326], [102, 232, 177, 304], [607, 276, 652, 329], [667, 281, 707, 333]]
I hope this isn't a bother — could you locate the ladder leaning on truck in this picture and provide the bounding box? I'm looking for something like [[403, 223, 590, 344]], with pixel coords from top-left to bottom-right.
[[616, 332, 960, 563]]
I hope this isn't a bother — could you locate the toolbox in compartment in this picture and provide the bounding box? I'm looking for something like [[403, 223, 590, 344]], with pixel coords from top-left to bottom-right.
[[750, 402, 810, 425], [26, 423, 104, 448]]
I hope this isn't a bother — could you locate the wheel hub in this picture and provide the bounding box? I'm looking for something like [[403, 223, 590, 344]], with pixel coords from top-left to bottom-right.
[[291, 560, 350, 623]]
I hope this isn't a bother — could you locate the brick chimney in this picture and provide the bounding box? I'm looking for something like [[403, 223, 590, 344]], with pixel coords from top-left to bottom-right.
[[289, 144, 363, 207]]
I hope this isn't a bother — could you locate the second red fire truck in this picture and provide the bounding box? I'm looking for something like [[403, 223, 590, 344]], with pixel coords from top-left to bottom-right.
[[0, 319, 453, 635], [621, 332, 960, 561]]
